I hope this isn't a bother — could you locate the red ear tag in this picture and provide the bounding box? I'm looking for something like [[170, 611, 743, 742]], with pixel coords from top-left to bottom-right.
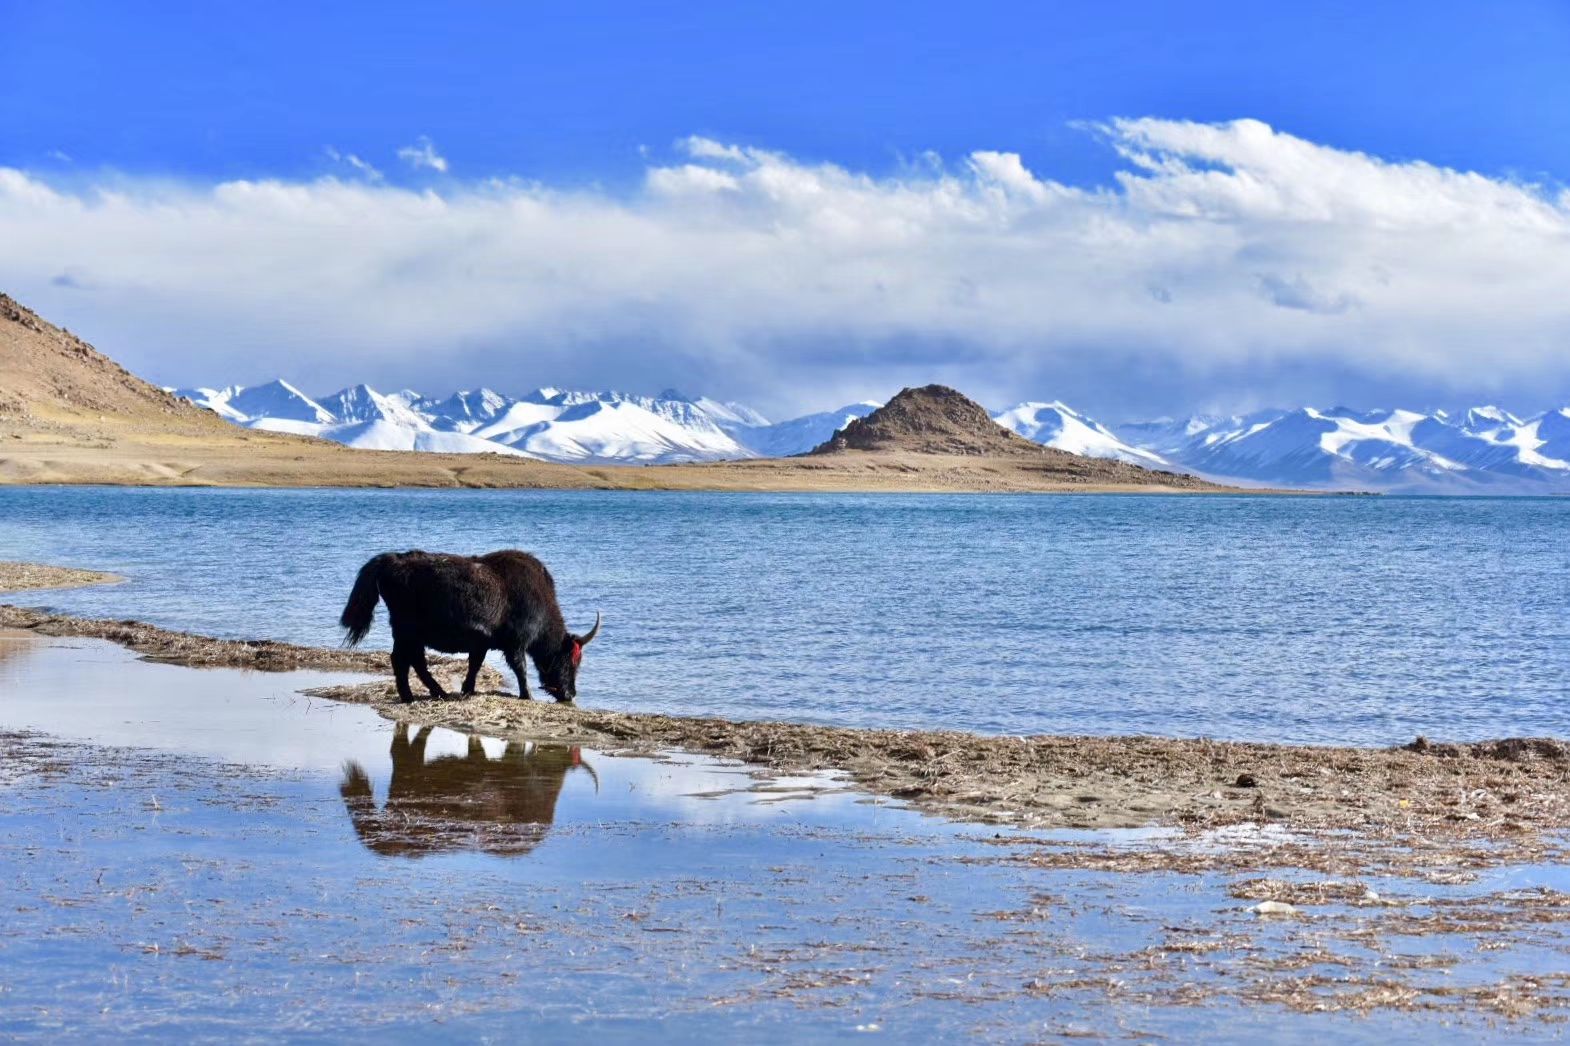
[[571, 641, 582, 666]]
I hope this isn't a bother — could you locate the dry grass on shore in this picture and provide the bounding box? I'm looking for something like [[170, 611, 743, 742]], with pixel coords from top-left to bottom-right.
[[309, 676, 1570, 868], [0, 603, 504, 683]]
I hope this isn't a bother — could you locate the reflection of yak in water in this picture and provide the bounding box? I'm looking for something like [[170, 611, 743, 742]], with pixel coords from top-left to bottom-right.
[[339, 723, 597, 858]]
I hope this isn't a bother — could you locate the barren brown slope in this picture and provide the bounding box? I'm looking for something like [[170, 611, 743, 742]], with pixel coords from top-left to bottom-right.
[[0, 294, 1233, 492], [0, 293, 235, 432]]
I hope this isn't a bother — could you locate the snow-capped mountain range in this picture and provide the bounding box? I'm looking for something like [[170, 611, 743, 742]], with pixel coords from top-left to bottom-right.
[[1119, 405, 1570, 492], [172, 380, 1570, 492], [174, 381, 873, 465]]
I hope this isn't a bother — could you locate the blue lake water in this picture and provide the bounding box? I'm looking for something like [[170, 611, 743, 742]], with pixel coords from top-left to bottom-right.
[[2, 486, 1567, 745]]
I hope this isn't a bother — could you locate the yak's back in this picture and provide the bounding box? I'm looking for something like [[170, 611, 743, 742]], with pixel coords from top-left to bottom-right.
[[476, 550, 557, 596], [375, 550, 502, 616], [382, 549, 490, 591], [373, 549, 558, 633]]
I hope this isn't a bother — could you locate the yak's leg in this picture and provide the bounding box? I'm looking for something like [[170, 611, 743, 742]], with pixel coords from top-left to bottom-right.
[[389, 720, 414, 756], [462, 649, 486, 696], [390, 646, 415, 703], [386, 727, 431, 803], [408, 646, 449, 701], [503, 649, 533, 700]]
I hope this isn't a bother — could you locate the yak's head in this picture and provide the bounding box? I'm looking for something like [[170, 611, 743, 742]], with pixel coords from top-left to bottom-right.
[[539, 612, 601, 702]]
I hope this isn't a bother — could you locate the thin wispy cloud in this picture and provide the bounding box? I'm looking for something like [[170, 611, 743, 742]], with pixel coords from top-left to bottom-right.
[[325, 146, 383, 181], [1, 118, 1567, 414], [396, 135, 449, 173]]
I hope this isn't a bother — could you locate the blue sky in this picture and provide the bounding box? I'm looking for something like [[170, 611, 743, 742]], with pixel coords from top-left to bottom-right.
[[8, 1, 1570, 186], [3, 1, 1570, 418]]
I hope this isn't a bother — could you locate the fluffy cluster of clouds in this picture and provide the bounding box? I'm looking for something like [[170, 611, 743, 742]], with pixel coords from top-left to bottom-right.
[[2, 118, 1568, 415]]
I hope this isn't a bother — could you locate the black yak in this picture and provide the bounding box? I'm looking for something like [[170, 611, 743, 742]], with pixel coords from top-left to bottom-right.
[[339, 723, 597, 858], [339, 549, 601, 703]]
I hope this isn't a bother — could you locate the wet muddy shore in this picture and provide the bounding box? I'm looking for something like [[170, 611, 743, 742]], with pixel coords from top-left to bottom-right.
[[6, 600, 1570, 881]]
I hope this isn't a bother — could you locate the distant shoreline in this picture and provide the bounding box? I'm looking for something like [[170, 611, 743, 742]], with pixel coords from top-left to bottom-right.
[[0, 437, 1249, 494]]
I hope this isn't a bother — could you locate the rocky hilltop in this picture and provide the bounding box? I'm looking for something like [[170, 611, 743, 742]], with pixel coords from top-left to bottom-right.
[[811, 384, 1053, 457]]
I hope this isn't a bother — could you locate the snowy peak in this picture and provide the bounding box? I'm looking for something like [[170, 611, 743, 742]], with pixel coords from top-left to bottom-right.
[[236, 379, 336, 424], [993, 401, 1166, 466], [655, 389, 772, 431], [1458, 405, 1524, 436], [416, 388, 513, 432], [176, 379, 336, 425], [319, 384, 430, 428], [171, 385, 250, 422]]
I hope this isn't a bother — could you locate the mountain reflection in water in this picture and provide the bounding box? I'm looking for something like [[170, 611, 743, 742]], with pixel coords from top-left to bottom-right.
[[339, 723, 597, 858]]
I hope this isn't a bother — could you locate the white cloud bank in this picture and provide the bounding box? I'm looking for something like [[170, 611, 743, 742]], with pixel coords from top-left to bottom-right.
[[2, 118, 1568, 414]]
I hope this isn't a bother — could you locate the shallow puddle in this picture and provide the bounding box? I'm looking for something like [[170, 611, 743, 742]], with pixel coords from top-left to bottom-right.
[[2, 635, 1567, 1041]]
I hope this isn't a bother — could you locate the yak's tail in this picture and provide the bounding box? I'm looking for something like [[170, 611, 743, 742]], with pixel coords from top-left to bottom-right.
[[340, 554, 388, 646]]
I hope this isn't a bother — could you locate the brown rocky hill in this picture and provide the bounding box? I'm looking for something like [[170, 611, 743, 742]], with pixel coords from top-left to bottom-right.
[[0, 293, 228, 433], [810, 384, 1055, 456]]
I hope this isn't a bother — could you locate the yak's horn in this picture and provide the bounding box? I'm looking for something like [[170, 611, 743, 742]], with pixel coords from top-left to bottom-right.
[[575, 758, 601, 794], [579, 611, 602, 646]]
